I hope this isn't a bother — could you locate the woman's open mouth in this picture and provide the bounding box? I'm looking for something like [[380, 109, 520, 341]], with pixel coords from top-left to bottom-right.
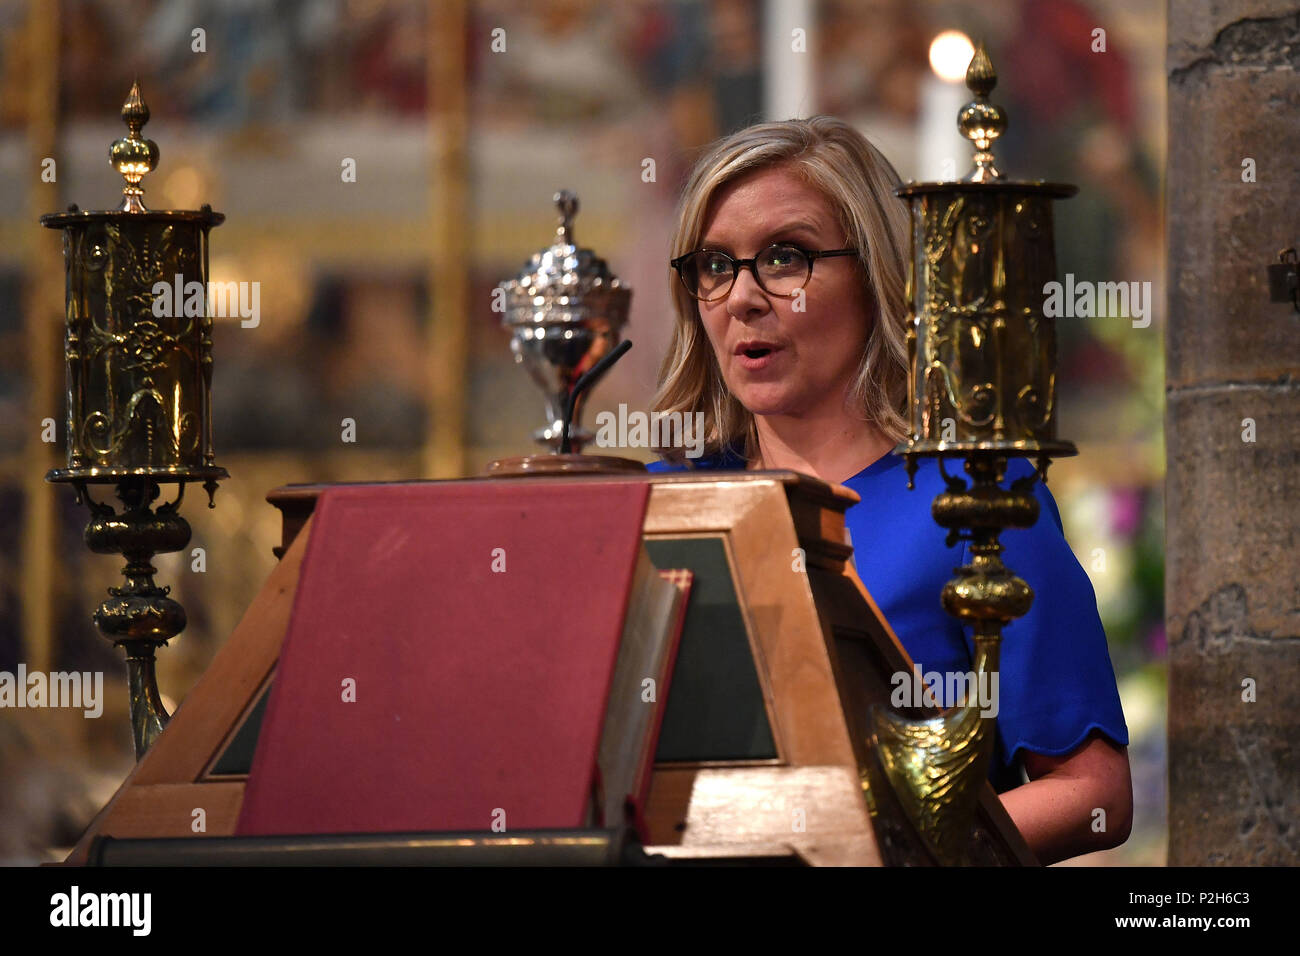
[[735, 343, 783, 371]]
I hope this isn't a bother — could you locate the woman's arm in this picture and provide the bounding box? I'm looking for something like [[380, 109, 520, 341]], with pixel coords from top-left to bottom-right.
[[997, 730, 1133, 865]]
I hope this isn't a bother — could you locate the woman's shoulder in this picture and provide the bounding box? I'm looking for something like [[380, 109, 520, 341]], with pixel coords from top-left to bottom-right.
[[645, 444, 747, 473], [647, 450, 1067, 544], [845, 453, 1066, 534]]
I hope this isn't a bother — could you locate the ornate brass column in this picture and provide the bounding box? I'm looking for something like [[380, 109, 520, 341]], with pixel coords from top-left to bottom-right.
[[41, 83, 226, 759], [871, 45, 1077, 864]]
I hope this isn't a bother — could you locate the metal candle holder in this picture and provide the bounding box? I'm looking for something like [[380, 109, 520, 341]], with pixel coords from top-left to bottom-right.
[[872, 44, 1077, 864], [41, 83, 226, 759]]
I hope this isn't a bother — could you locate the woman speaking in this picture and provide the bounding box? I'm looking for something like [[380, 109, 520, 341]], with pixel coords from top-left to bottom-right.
[[647, 115, 1132, 865]]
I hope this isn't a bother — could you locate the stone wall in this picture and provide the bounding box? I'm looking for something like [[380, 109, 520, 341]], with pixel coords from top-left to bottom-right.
[[1167, 0, 1300, 865]]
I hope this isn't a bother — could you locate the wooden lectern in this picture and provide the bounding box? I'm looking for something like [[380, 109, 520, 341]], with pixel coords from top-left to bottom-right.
[[66, 470, 1035, 866]]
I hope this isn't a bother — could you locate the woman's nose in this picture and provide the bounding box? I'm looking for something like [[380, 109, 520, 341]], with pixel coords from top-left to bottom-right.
[[725, 264, 769, 318]]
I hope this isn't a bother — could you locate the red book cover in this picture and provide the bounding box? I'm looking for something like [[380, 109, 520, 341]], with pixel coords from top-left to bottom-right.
[[236, 480, 651, 836]]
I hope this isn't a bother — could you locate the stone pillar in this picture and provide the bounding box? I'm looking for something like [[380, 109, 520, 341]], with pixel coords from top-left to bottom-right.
[[1167, 1, 1300, 865]]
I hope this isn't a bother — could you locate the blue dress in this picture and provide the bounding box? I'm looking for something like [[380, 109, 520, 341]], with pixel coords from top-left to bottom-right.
[[647, 446, 1129, 793]]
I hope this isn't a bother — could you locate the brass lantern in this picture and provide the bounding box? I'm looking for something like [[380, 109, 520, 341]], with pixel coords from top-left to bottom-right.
[[870, 45, 1077, 864], [41, 83, 226, 758]]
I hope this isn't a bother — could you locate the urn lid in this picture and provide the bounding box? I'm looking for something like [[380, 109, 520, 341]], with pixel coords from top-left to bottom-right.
[[498, 190, 631, 327]]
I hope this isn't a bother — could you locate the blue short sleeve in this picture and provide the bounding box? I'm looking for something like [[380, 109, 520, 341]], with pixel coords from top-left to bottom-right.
[[978, 457, 1130, 771], [844, 454, 1128, 784]]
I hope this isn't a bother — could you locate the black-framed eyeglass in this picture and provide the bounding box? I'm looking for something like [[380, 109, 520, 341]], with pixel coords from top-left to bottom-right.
[[670, 243, 860, 302]]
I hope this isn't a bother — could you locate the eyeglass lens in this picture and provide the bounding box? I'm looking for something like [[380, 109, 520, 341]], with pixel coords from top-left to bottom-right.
[[682, 244, 811, 299]]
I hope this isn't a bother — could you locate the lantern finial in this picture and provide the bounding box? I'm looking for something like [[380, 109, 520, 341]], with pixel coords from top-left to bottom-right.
[[109, 80, 160, 212], [957, 43, 1007, 183]]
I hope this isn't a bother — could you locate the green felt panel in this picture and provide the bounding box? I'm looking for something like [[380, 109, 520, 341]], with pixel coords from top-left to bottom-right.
[[644, 536, 778, 762], [209, 681, 271, 775]]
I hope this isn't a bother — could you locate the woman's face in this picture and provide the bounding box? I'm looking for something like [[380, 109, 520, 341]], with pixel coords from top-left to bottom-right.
[[694, 164, 872, 421]]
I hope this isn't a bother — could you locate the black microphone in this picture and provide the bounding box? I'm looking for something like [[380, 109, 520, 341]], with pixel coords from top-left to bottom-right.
[[560, 339, 633, 454]]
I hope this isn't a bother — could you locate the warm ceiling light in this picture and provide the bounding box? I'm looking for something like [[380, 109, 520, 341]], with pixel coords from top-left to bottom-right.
[[929, 30, 975, 82]]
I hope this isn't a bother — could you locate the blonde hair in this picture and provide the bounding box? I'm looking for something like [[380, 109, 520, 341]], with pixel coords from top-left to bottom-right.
[[652, 115, 911, 464]]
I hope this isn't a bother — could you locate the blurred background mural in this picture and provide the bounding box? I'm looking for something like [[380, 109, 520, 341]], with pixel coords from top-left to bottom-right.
[[0, 0, 1165, 864]]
